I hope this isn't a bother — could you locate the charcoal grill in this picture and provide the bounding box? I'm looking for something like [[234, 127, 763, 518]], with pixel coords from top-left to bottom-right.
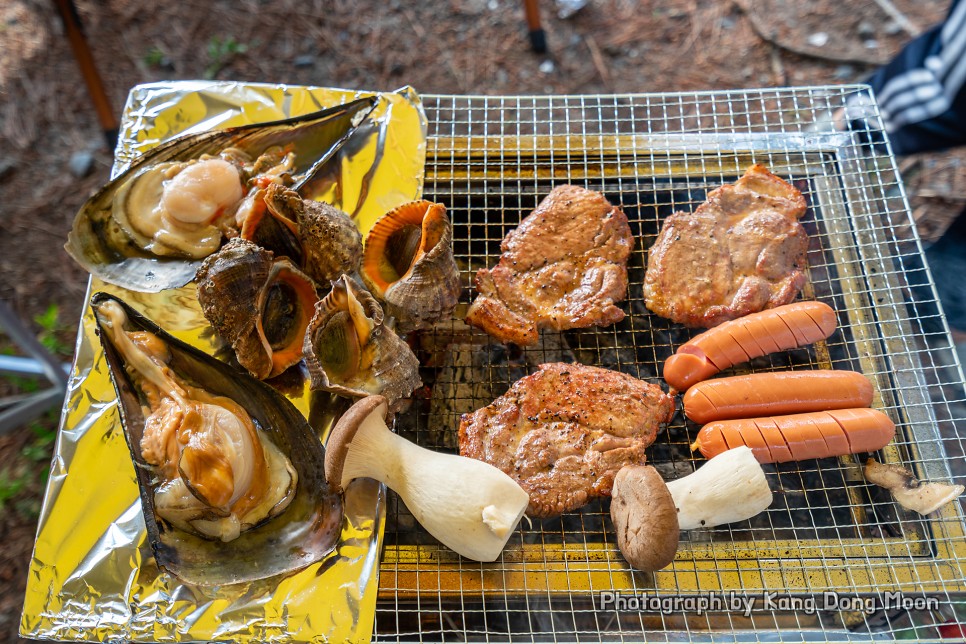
[[372, 87, 966, 641]]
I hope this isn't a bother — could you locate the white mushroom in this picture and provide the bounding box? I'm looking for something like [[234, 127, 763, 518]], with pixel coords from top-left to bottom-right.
[[325, 395, 529, 562], [665, 445, 773, 530], [864, 458, 964, 516]]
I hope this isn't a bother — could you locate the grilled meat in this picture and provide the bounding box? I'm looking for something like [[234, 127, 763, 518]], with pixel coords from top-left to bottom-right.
[[465, 185, 634, 346], [644, 164, 808, 328], [458, 363, 674, 518]]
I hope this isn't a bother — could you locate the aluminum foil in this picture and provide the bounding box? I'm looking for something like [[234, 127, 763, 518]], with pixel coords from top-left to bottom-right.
[[20, 82, 428, 643]]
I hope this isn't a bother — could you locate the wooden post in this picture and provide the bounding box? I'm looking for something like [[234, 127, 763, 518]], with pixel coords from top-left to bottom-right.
[[52, 0, 118, 148], [523, 0, 547, 53]]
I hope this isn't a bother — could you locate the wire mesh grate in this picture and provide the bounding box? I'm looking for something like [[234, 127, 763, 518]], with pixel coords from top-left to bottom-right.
[[372, 86, 966, 642]]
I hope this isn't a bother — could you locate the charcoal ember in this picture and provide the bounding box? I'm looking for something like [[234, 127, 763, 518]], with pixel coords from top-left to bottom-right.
[[391, 392, 428, 446], [567, 313, 669, 382], [523, 500, 609, 544], [426, 328, 574, 449], [652, 460, 695, 481], [384, 492, 419, 539], [560, 257, 673, 380]]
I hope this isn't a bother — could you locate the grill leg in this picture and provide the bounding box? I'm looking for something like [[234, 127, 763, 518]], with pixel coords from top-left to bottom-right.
[[522, 0, 547, 53], [0, 301, 70, 435], [51, 0, 118, 149]]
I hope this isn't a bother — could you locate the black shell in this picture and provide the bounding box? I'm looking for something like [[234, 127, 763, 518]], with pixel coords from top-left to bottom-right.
[[91, 292, 343, 586]]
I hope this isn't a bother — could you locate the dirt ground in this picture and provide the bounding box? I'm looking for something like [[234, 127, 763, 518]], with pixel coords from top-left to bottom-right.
[[0, 0, 960, 641]]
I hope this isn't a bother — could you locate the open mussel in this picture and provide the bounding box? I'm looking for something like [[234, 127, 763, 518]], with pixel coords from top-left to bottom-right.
[[197, 238, 318, 379], [91, 292, 342, 586], [68, 97, 376, 292], [360, 200, 461, 333], [304, 275, 421, 409]]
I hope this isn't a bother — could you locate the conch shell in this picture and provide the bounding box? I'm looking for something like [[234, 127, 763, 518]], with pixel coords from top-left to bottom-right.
[[361, 200, 461, 333], [196, 238, 318, 379], [238, 182, 363, 284], [304, 275, 422, 408], [91, 292, 342, 586]]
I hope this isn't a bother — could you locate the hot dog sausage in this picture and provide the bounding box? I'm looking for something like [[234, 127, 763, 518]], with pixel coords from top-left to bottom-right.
[[693, 408, 895, 463], [664, 301, 837, 391], [683, 370, 874, 423]]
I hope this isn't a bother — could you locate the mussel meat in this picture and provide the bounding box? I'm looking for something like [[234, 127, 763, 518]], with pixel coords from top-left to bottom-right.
[[304, 275, 421, 409], [197, 238, 318, 379], [110, 156, 243, 260], [68, 97, 376, 292], [360, 200, 461, 333], [92, 293, 342, 586]]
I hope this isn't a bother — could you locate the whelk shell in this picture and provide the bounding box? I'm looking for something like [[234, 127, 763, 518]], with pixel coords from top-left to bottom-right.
[[253, 182, 363, 284], [236, 188, 303, 266], [91, 292, 342, 586], [303, 275, 422, 408], [67, 97, 376, 292], [361, 200, 462, 333], [197, 238, 318, 380]]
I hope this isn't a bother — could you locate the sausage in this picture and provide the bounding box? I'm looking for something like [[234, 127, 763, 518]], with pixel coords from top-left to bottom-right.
[[692, 408, 896, 463], [682, 370, 874, 423], [663, 301, 837, 391]]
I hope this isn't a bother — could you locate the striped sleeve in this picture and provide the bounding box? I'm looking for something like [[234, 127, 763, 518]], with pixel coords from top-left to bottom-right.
[[855, 0, 966, 155]]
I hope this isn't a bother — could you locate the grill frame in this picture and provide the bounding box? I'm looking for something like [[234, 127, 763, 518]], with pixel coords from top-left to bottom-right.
[[373, 87, 966, 642]]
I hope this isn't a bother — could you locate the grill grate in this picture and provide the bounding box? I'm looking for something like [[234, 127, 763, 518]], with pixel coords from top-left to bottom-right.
[[372, 87, 966, 641]]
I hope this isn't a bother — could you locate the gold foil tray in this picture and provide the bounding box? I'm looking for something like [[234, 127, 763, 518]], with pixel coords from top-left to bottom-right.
[[21, 82, 427, 644]]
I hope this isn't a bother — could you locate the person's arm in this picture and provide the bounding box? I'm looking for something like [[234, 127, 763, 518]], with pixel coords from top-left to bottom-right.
[[855, 0, 966, 155]]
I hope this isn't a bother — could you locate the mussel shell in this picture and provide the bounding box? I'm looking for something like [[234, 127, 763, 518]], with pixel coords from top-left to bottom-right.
[[91, 292, 342, 586], [69, 97, 376, 293], [361, 201, 461, 333]]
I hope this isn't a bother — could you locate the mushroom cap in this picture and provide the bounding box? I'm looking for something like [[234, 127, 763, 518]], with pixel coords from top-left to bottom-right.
[[324, 394, 390, 491], [611, 464, 679, 572]]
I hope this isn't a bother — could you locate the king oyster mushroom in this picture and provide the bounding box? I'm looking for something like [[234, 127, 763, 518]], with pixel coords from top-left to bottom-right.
[[67, 97, 377, 292], [360, 200, 462, 333], [91, 292, 342, 586], [611, 465, 679, 572], [240, 182, 363, 284], [865, 458, 964, 515], [665, 445, 773, 529], [325, 395, 529, 562], [196, 238, 318, 380], [304, 275, 422, 409]]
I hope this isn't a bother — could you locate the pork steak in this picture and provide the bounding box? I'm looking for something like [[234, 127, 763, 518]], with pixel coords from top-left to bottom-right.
[[458, 363, 674, 518], [465, 185, 633, 346], [644, 164, 808, 328]]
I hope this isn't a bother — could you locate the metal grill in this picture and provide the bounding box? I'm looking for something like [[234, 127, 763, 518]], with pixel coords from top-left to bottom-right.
[[372, 87, 966, 641]]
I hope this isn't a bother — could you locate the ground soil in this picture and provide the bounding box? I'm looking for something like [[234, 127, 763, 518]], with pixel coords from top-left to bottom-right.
[[0, 0, 959, 641]]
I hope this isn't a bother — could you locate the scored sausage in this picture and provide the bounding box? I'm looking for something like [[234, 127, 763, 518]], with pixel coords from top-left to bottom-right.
[[692, 408, 896, 463], [663, 301, 837, 391], [683, 370, 874, 423]]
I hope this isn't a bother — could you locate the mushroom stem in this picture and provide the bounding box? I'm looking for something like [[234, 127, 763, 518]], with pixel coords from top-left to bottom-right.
[[329, 396, 529, 562], [665, 445, 773, 530], [864, 458, 964, 516]]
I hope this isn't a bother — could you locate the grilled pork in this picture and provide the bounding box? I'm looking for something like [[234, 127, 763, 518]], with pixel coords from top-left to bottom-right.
[[644, 164, 808, 328], [465, 185, 633, 346], [458, 363, 674, 518]]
